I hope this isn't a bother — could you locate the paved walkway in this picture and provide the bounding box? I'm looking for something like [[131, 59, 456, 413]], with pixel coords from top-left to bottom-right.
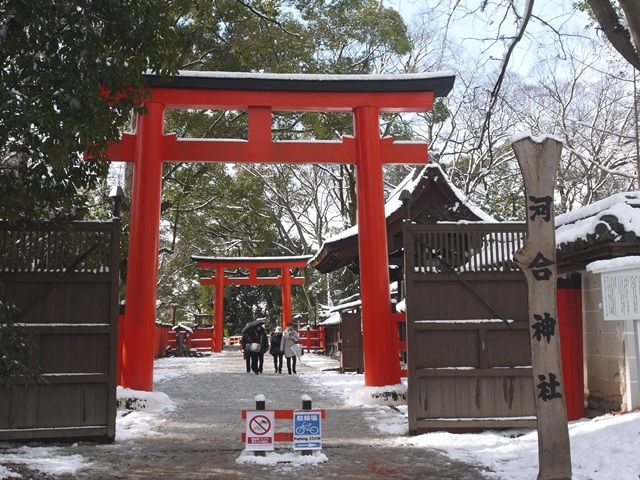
[[15, 349, 490, 479]]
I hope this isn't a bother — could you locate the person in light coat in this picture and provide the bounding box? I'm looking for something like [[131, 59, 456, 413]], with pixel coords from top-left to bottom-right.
[[280, 323, 300, 374]]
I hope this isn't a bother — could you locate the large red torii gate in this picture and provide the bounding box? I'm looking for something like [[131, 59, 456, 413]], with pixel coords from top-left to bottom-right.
[[99, 71, 455, 391], [193, 255, 311, 352]]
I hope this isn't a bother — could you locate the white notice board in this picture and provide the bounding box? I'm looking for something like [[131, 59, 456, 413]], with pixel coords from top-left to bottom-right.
[[245, 410, 275, 451], [602, 268, 640, 320]]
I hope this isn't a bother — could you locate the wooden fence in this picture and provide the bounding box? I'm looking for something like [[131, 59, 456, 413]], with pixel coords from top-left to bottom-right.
[[0, 221, 119, 442]]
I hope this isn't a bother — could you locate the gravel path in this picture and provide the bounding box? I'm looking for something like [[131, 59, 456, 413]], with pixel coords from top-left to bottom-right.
[[8, 349, 490, 479]]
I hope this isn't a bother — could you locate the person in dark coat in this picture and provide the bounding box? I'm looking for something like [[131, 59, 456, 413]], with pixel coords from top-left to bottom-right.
[[269, 326, 284, 374], [240, 330, 252, 373], [249, 323, 269, 374]]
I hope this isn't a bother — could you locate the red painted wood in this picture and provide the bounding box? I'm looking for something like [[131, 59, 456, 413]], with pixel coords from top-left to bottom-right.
[[298, 327, 326, 352], [241, 432, 293, 443], [154, 326, 169, 358], [100, 83, 440, 392], [281, 269, 292, 329], [354, 106, 400, 387], [557, 287, 585, 420], [200, 276, 304, 286], [121, 102, 165, 391], [117, 315, 124, 386], [104, 134, 428, 166], [241, 409, 326, 419], [148, 88, 435, 112], [196, 260, 309, 269], [214, 267, 224, 353]]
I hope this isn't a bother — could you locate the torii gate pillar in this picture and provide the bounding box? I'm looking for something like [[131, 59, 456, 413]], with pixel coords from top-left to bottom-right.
[[121, 102, 164, 391], [354, 106, 399, 385]]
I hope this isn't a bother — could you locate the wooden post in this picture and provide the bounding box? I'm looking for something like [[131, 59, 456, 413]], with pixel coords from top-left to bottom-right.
[[301, 394, 313, 456], [512, 136, 572, 480], [254, 394, 266, 457]]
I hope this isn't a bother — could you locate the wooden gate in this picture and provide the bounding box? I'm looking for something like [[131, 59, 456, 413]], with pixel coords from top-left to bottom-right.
[[403, 223, 536, 432], [0, 221, 120, 442]]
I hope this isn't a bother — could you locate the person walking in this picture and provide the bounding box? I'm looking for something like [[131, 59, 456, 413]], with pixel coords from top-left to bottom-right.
[[269, 326, 284, 374], [247, 323, 269, 375], [280, 323, 300, 374], [240, 330, 252, 373]]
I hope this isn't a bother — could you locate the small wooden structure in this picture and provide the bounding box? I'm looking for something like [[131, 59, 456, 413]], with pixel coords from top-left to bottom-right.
[[0, 221, 120, 442], [311, 163, 495, 379]]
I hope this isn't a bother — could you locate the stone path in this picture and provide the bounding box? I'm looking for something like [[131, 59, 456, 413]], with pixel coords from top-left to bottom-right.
[[11, 349, 491, 479]]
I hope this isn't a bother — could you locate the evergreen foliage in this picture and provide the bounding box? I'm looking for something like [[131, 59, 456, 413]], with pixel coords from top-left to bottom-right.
[[0, 0, 180, 220]]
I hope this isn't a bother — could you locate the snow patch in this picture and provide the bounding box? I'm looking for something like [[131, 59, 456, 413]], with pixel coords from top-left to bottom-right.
[[116, 387, 174, 412], [0, 446, 90, 477], [0, 465, 19, 479], [236, 450, 328, 466], [510, 132, 563, 144]]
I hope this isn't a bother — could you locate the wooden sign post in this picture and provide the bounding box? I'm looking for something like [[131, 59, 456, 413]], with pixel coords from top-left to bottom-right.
[[512, 135, 572, 480]]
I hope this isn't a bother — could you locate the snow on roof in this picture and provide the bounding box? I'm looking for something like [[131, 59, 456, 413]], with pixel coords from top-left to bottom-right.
[[434, 164, 496, 222], [310, 163, 495, 262], [160, 70, 457, 82], [192, 255, 312, 264], [587, 256, 640, 273], [329, 299, 362, 313], [317, 311, 341, 326], [556, 192, 640, 246], [172, 323, 193, 333]]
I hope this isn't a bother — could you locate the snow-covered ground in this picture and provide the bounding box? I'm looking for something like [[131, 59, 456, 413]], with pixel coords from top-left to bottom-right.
[[301, 354, 640, 480], [2, 353, 639, 479]]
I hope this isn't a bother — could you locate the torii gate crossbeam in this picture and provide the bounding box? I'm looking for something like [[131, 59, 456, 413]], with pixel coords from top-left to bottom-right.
[[193, 256, 311, 352], [95, 71, 455, 391]]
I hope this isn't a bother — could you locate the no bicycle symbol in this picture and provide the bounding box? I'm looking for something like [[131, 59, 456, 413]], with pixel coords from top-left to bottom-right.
[[249, 415, 271, 435], [245, 410, 275, 451]]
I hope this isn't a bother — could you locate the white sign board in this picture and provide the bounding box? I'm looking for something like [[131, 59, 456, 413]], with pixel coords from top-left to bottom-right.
[[602, 269, 640, 321], [292, 410, 322, 450], [245, 410, 275, 451]]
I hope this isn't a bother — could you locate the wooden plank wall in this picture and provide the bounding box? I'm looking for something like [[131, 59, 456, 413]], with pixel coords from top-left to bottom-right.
[[0, 222, 119, 442], [404, 223, 536, 432]]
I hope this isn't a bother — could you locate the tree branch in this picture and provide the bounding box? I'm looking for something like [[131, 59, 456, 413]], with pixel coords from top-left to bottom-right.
[[587, 0, 640, 70], [477, 0, 534, 149], [233, 0, 300, 38]]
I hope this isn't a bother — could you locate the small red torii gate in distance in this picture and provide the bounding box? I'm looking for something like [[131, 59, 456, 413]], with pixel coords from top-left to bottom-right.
[[193, 255, 311, 352], [97, 71, 455, 391]]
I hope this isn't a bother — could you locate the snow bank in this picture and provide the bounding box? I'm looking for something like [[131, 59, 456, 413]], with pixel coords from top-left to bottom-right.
[[348, 383, 407, 406], [399, 411, 640, 480], [0, 446, 90, 478], [116, 386, 174, 411], [301, 356, 640, 479], [236, 450, 328, 466], [115, 387, 175, 442]]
